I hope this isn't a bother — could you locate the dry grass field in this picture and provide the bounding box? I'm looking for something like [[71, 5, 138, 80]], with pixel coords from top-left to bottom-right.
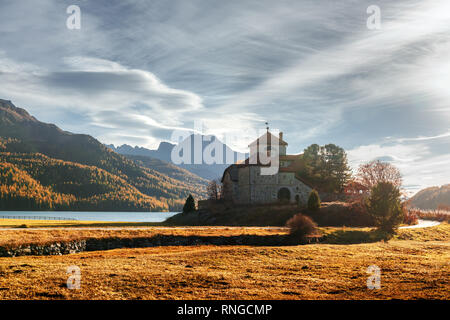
[[0, 226, 286, 247], [0, 223, 448, 300]]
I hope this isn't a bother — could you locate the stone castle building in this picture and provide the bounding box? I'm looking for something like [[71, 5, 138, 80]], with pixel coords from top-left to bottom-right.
[[221, 131, 312, 205]]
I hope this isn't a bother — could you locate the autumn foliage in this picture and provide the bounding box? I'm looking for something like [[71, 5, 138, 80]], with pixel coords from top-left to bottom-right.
[[0, 135, 207, 211]]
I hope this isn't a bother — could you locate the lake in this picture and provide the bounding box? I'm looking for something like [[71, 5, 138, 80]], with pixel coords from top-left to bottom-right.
[[0, 211, 179, 222]]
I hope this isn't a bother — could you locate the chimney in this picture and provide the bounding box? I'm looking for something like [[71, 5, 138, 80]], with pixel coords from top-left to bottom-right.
[[279, 132, 283, 141]]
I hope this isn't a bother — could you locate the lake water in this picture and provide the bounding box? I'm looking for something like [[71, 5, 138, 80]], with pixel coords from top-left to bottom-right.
[[0, 211, 179, 222]]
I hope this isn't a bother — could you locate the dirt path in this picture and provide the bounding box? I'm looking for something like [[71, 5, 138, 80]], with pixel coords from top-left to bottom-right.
[[399, 219, 441, 229]]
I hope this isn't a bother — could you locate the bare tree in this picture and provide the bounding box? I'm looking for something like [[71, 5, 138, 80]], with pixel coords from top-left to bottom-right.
[[356, 160, 402, 190]]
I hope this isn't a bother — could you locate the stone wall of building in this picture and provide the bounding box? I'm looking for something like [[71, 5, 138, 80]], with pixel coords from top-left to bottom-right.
[[222, 172, 240, 202], [237, 166, 250, 203], [232, 166, 312, 205], [288, 178, 312, 205]]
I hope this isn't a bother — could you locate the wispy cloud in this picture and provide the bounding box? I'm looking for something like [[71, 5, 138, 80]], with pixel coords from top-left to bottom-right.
[[0, 55, 207, 147], [394, 130, 450, 143]]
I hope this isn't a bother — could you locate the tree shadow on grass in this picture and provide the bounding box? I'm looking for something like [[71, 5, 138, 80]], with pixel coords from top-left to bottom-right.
[[321, 229, 393, 245], [85, 230, 394, 250], [84, 234, 294, 251]]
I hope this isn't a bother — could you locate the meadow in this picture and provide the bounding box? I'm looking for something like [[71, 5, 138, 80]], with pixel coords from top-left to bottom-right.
[[0, 222, 448, 300]]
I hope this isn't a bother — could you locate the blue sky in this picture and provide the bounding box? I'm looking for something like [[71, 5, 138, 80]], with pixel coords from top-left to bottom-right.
[[0, 0, 449, 194]]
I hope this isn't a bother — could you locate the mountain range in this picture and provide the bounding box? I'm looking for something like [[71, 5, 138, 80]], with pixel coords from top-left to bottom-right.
[[108, 135, 246, 181], [0, 99, 210, 211]]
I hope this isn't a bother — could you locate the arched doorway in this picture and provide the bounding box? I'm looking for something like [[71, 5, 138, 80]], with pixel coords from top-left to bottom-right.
[[277, 188, 291, 202]]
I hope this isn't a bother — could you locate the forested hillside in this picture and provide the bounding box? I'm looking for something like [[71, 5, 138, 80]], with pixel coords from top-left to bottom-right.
[[0, 161, 74, 210], [122, 154, 209, 187], [0, 99, 207, 211]]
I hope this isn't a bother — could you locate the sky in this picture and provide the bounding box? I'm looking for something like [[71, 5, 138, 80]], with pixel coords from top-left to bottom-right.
[[0, 0, 449, 195]]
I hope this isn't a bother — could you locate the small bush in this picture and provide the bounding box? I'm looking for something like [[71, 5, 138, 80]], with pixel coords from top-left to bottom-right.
[[17, 224, 29, 229], [403, 209, 418, 225], [307, 190, 321, 211], [286, 213, 318, 243]]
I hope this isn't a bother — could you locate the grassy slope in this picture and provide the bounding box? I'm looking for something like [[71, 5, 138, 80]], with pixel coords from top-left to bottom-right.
[[166, 203, 301, 226], [0, 224, 448, 299], [165, 201, 374, 227]]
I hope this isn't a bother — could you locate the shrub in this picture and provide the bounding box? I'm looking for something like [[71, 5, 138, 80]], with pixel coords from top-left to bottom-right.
[[286, 213, 318, 243], [307, 190, 321, 211], [366, 182, 403, 233], [307, 201, 374, 227], [408, 208, 450, 222], [182, 194, 196, 214], [403, 208, 418, 225]]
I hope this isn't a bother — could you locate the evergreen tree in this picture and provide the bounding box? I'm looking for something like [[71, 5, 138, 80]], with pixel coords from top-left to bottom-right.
[[307, 189, 321, 211], [366, 182, 403, 233], [300, 144, 351, 193], [183, 194, 196, 213]]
